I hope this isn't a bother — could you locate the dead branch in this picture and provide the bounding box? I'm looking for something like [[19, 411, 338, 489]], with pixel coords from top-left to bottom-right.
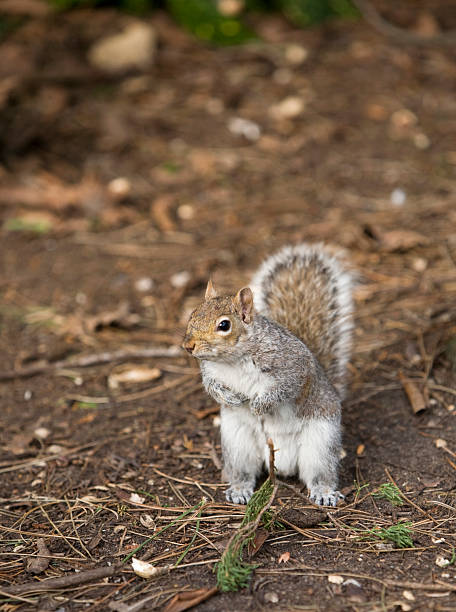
[[7, 564, 122, 595], [0, 346, 181, 381], [267, 437, 276, 484], [0, 0, 51, 17], [352, 0, 456, 47]]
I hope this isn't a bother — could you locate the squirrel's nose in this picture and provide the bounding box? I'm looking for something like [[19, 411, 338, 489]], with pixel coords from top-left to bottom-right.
[[183, 339, 195, 354]]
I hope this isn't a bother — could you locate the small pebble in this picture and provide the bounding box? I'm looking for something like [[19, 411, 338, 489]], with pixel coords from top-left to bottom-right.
[[76, 292, 87, 305], [435, 556, 450, 568], [217, 0, 243, 16], [34, 427, 50, 440], [390, 109, 417, 128], [24, 390, 32, 400], [414, 133, 430, 149], [285, 44, 308, 65], [108, 177, 131, 199], [228, 117, 261, 141], [170, 270, 191, 289], [273, 68, 292, 85], [390, 188, 406, 206], [270, 96, 305, 120], [264, 591, 279, 604], [402, 590, 415, 601], [177, 204, 195, 220], [135, 277, 154, 292], [356, 443, 365, 456], [47, 444, 64, 454], [206, 98, 224, 115], [328, 575, 344, 585], [344, 578, 361, 588], [412, 257, 427, 272], [129, 493, 145, 504], [435, 438, 447, 448]]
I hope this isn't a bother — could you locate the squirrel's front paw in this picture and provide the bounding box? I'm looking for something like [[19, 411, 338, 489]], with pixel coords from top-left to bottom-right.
[[212, 384, 248, 407], [309, 485, 344, 507], [251, 397, 270, 416], [225, 483, 254, 505]]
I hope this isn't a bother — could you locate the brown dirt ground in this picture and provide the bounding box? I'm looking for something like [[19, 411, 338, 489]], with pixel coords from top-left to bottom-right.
[[1, 4, 456, 611]]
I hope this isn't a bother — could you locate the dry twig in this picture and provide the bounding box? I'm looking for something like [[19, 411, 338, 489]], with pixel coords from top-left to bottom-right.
[[0, 346, 181, 381]]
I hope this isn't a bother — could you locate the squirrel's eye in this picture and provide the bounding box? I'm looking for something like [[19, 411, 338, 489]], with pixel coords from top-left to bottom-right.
[[217, 319, 231, 332]]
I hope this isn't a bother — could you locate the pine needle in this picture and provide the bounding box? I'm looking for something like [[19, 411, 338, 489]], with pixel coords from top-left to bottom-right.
[[373, 482, 404, 506], [216, 478, 277, 592], [216, 438, 279, 592], [365, 522, 414, 549]]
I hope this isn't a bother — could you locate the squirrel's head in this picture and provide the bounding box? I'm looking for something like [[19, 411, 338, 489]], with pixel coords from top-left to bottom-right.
[[182, 280, 254, 361]]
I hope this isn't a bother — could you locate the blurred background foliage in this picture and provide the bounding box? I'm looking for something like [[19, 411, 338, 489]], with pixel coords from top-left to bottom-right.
[[47, 0, 359, 44]]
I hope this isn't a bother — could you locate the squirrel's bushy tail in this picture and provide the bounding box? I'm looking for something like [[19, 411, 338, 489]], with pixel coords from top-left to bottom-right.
[[251, 243, 354, 399]]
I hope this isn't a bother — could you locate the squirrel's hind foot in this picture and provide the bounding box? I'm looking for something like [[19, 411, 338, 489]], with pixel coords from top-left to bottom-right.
[[309, 485, 344, 507], [225, 482, 255, 505]]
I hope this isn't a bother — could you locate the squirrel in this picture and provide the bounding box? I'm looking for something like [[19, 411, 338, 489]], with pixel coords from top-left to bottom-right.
[[182, 243, 354, 507]]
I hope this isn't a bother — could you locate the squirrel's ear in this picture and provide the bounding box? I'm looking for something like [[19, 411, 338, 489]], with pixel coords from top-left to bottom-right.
[[235, 287, 254, 324], [205, 278, 218, 300]]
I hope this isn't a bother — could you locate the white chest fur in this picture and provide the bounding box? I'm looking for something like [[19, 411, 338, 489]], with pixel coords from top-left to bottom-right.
[[202, 358, 274, 399]]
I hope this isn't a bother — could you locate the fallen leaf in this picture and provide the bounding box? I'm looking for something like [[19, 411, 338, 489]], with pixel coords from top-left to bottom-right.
[[3, 432, 34, 455], [131, 558, 169, 579], [356, 444, 365, 456], [108, 366, 161, 389], [413, 12, 440, 36], [248, 528, 269, 557], [399, 372, 427, 414], [87, 530, 103, 551], [0, 173, 109, 212], [85, 301, 139, 333], [269, 96, 305, 120], [0, 0, 51, 16], [163, 587, 218, 612], [151, 194, 176, 232], [76, 413, 96, 425], [328, 574, 344, 585], [47, 444, 64, 454], [139, 514, 156, 530], [26, 538, 50, 574], [421, 477, 440, 488], [129, 493, 145, 504], [435, 556, 450, 568], [88, 22, 156, 74], [278, 551, 290, 564], [182, 434, 193, 451], [34, 427, 51, 440], [263, 591, 279, 603], [380, 230, 429, 252]]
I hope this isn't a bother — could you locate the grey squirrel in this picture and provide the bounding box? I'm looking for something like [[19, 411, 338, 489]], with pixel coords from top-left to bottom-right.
[[182, 243, 354, 507]]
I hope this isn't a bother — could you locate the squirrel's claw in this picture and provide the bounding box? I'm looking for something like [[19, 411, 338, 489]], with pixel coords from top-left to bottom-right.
[[225, 483, 254, 505], [309, 486, 344, 507]]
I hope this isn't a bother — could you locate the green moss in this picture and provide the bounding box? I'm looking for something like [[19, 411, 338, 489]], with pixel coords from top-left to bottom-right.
[[166, 0, 256, 45]]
